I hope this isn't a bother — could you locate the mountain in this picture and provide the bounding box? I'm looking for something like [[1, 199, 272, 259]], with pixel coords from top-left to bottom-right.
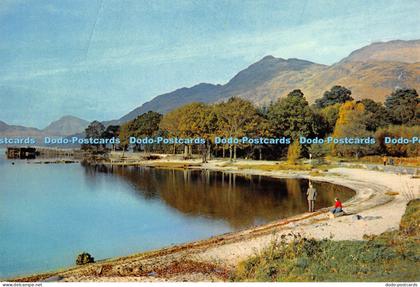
[[2, 40, 419, 129], [118, 56, 320, 123], [42, 115, 89, 136], [0, 116, 88, 142], [118, 83, 224, 123], [217, 56, 326, 103], [218, 57, 326, 104], [226, 58, 420, 104], [340, 40, 420, 63], [115, 39, 420, 123], [116, 57, 325, 124], [0, 121, 7, 132], [0, 120, 42, 136], [303, 61, 420, 102]]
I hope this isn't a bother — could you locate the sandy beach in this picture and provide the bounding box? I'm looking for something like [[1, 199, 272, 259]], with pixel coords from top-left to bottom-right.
[[12, 158, 419, 282]]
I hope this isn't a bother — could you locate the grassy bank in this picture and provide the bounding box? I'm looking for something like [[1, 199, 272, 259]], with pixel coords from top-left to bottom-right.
[[233, 199, 420, 282]]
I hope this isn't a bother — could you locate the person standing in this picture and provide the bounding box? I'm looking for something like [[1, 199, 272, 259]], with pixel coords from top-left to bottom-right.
[[306, 181, 317, 212]]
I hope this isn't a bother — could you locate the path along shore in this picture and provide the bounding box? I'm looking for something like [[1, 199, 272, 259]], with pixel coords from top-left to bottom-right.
[[12, 158, 419, 282]]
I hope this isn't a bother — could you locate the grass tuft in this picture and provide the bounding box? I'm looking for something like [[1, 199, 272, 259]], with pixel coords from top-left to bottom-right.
[[233, 199, 420, 282]]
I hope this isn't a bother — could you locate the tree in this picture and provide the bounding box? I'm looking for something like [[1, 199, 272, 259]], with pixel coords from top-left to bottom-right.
[[250, 108, 272, 160], [360, 99, 391, 131], [118, 122, 131, 151], [287, 140, 301, 164], [102, 125, 120, 150], [178, 103, 217, 160], [287, 89, 305, 98], [315, 85, 353, 108], [332, 101, 375, 157], [130, 111, 162, 137], [267, 90, 318, 140], [129, 111, 162, 152], [76, 252, 94, 265], [83, 121, 105, 151], [375, 125, 420, 157], [318, 103, 341, 134], [160, 103, 216, 156], [85, 120, 105, 138], [384, 89, 419, 125], [215, 97, 260, 160]]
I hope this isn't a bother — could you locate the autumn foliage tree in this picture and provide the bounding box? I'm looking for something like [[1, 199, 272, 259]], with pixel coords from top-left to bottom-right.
[[287, 140, 301, 164], [215, 97, 261, 160], [160, 103, 217, 156], [113, 87, 418, 161], [331, 101, 374, 157], [375, 125, 420, 157]]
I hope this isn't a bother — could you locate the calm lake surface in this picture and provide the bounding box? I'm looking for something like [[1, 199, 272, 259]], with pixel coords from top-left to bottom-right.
[[0, 152, 354, 278]]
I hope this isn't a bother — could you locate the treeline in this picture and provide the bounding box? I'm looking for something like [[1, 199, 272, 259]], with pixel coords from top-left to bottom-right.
[[85, 86, 419, 161]]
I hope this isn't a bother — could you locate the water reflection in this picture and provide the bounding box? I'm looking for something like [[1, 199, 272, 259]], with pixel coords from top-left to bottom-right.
[[83, 165, 354, 229]]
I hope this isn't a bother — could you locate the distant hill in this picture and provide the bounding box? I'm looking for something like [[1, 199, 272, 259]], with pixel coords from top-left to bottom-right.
[[115, 39, 420, 124], [2, 39, 420, 129], [42, 115, 89, 136], [0, 120, 42, 136], [340, 39, 420, 63], [118, 83, 224, 123], [218, 56, 326, 103], [116, 57, 325, 124], [228, 59, 420, 104], [0, 116, 88, 145]]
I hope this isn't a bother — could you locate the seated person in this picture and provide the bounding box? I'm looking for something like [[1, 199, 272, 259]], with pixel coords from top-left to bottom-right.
[[330, 197, 343, 214]]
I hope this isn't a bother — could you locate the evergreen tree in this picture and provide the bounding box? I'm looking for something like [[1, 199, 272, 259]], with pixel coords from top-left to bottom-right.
[[315, 85, 353, 108], [360, 99, 391, 131], [384, 88, 419, 125], [267, 90, 317, 140]]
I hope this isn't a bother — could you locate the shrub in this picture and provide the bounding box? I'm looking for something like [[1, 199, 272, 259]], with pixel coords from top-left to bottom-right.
[[287, 141, 301, 164], [375, 125, 420, 157], [76, 252, 95, 265]]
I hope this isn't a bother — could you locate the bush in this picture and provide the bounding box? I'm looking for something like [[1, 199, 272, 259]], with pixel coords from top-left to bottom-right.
[[287, 141, 301, 164], [375, 125, 420, 157], [76, 252, 95, 265]]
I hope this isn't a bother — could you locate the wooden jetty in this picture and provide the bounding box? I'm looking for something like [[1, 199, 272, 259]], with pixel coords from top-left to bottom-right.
[[6, 146, 82, 159], [6, 147, 38, 159]]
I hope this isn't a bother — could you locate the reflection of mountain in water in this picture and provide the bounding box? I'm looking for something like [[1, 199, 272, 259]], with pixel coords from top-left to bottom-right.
[[82, 164, 354, 229]]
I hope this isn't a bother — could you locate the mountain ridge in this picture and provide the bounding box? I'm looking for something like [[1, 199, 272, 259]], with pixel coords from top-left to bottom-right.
[[42, 115, 89, 136], [0, 115, 89, 138], [2, 39, 420, 130], [340, 39, 420, 64], [113, 39, 420, 124]]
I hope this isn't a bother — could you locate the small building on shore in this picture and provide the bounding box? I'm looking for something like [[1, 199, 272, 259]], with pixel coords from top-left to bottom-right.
[[6, 147, 38, 159]]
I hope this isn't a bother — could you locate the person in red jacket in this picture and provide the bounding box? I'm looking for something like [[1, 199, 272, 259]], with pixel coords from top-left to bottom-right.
[[330, 197, 343, 214]]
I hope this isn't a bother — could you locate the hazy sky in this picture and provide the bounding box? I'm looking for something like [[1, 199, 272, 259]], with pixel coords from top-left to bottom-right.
[[0, 0, 419, 128]]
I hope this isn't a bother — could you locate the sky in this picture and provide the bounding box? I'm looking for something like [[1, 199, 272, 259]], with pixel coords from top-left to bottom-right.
[[0, 0, 419, 128]]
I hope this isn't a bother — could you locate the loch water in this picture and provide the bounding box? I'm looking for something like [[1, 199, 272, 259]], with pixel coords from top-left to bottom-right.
[[0, 153, 354, 278]]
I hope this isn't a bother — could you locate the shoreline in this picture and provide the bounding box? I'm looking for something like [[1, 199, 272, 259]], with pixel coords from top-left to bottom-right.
[[9, 158, 419, 282]]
